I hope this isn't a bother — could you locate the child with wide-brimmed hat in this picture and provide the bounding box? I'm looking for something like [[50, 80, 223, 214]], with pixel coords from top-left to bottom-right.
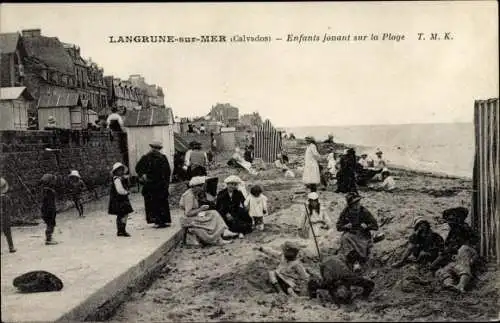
[[257, 241, 310, 297], [108, 162, 134, 237], [40, 173, 59, 245], [1, 177, 16, 252], [68, 170, 87, 217]]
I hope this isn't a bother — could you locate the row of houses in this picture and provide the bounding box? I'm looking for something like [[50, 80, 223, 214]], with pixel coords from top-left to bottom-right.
[[0, 28, 166, 131]]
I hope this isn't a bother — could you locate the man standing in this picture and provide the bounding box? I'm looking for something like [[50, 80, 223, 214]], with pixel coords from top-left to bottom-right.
[[135, 141, 172, 228]]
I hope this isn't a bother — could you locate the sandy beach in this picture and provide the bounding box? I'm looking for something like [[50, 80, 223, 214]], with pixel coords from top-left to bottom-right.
[[110, 139, 499, 322]]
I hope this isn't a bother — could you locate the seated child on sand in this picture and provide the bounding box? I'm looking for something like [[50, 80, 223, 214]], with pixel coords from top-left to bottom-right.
[[257, 241, 310, 297]]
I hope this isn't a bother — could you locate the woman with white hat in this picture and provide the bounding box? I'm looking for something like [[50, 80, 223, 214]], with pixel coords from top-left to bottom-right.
[[302, 136, 321, 192], [1, 177, 16, 253], [179, 176, 238, 246], [68, 170, 87, 217], [299, 192, 333, 239], [215, 175, 253, 237], [108, 162, 134, 237]]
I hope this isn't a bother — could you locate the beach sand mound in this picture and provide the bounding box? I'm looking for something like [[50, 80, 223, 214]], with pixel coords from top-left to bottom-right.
[[110, 142, 498, 322]]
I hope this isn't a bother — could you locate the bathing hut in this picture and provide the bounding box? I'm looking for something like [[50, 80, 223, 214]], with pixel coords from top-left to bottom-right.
[[123, 107, 175, 177], [37, 92, 88, 129], [471, 98, 500, 265], [0, 87, 34, 130], [254, 119, 283, 163]]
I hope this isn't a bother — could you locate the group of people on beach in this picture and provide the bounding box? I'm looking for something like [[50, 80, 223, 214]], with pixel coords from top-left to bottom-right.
[[252, 135, 481, 305], [1, 134, 481, 306]]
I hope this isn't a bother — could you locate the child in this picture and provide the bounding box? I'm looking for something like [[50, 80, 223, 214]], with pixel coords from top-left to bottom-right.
[[369, 168, 396, 192], [392, 217, 444, 268], [68, 170, 86, 217], [430, 207, 478, 271], [308, 255, 375, 305], [40, 173, 58, 245], [258, 241, 310, 297], [1, 177, 16, 253], [244, 185, 268, 231], [108, 162, 134, 237], [436, 239, 479, 293], [300, 192, 332, 239]]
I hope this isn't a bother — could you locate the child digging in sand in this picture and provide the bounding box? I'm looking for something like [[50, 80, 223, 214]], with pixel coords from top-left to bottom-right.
[[257, 241, 310, 297]]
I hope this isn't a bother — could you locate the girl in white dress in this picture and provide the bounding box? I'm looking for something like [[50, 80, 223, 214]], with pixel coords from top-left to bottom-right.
[[244, 185, 268, 231], [302, 136, 321, 192]]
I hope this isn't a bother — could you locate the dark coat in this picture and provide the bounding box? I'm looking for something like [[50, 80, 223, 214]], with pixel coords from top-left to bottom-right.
[[216, 188, 253, 234], [336, 205, 379, 240], [108, 176, 133, 216], [135, 150, 171, 197]]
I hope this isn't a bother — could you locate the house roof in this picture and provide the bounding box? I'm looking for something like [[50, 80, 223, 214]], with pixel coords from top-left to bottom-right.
[[174, 132, 189, 153], [123, 107, 174, 127], [0, 87, 34, 101], [38, 91, 80, 108], [22, 36, 75, 75], [0, 33, 20, 54]]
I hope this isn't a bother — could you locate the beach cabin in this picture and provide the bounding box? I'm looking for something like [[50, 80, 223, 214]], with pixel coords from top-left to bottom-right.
[[37, 92, 88, 129], [123, 107, 175, 177], [0, 87, 34, 130], [219, 126, 237, 151], [87, 109, 98, 125]]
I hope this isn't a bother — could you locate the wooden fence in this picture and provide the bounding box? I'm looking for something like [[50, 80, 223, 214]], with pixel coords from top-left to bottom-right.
[[254, 119, 282, 163], [471, 98, 499, 265]]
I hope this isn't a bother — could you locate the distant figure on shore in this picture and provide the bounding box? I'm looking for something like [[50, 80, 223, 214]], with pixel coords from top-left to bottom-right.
[[289, 133, 296, 140], [188, 124, 194, 133], [336, 148, 358, 193], [372, 149, 387, 181], [200, 123, 206, 134], [244, 145, 255, 163], [135, 141, 172, 228], [368, 168, 396, 192], [302, 136, 321, 192], [358, 154, 369, 169], [336, 193, 379, 273], [210, 132, 217, 153], [67, 170, 88, 217], [106, 107, 125, 132], [1, 177, 16, 253], [323, 134, 335, 144]]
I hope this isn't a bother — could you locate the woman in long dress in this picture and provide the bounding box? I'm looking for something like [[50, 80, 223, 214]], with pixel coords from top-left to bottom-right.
[[302, 136, 321, 192], [179, 176, 238, 246], [336, 193, 379, 272]]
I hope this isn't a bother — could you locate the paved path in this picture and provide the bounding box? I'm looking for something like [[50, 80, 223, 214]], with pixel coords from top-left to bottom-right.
[[1, 193, 183, 322]]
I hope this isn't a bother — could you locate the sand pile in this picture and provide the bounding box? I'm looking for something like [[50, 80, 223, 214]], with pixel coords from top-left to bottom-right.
[[110, 141, 498, 322]]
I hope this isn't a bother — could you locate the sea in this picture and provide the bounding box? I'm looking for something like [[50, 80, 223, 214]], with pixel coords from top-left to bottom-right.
[[285, 122, 474, 179]]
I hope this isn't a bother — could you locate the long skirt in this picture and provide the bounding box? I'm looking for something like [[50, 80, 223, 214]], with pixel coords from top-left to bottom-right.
[[144, 192, 171, 225], [337, 170, 357, 193], [225, 207, 253, 234], [338, 232, 373, 263], [181, 210, 227, 245]]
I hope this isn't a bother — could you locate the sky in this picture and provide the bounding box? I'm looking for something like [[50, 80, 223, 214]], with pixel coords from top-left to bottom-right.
[[1, 2, 498, 127]]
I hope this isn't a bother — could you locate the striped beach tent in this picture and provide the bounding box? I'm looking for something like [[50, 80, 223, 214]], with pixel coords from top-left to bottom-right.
[[254, 119, 283, 163], [471, 98, 500, 265]]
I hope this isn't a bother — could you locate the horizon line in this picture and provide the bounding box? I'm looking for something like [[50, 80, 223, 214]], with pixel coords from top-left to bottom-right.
[[279, 121, 473, 128]]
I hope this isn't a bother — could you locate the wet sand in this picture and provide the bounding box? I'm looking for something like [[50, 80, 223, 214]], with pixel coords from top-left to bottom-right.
[[110, 141, 499, 322]]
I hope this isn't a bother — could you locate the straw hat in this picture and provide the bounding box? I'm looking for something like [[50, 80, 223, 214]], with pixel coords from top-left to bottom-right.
[[224, 175, 242, 184], [69, 170, 81, 178], [111, 162, 127, 174], [346, 192, 362, 205], [307, 192, 319, 200], [413, 216, 429, 229], [150, 141, 163, 149], [0, 177, 9, 194], [189, 176, 206, 187]]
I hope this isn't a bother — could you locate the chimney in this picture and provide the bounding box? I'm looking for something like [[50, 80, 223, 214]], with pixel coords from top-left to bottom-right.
[[22, 29, 42, 37]]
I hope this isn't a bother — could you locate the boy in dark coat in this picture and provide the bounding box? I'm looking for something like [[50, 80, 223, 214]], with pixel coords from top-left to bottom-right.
[[40, 174, 58, 245], [392, 217, 444, 268], [1, 177, 16, 252], [430, 207, 479, 270], [308, 255, 375, 305]]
